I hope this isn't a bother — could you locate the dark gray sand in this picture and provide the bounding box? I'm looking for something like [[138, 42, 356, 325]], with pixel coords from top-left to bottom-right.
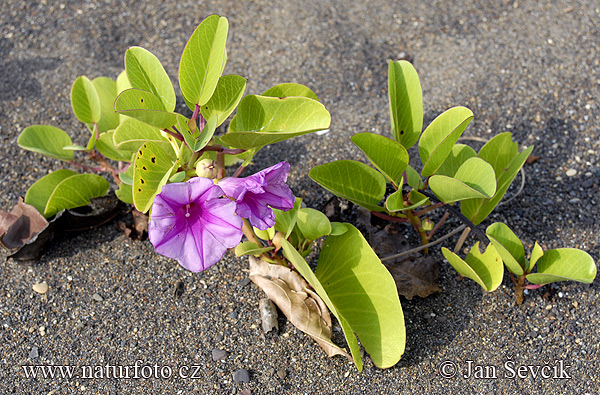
[[1, 1, 599, 393]]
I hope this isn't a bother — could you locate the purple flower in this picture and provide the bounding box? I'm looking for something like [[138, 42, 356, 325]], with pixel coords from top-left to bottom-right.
[[148, 177, 243, 272], [218, 162, 295, 230]]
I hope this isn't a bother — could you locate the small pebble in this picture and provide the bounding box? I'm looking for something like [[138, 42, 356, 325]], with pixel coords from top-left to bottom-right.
[[566, 169, 577, 177], [92, 293, 104, 302], [233, 368, 250, 383], [211, 348, 228, 362], [228, 311, 238, 319], [277, 369, 286, 379], [29, 346, 39, 358], [32, 282, 49, 295]]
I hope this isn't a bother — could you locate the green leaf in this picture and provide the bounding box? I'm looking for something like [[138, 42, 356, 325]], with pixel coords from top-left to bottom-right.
[[388, 60, 423, 149], [113, 117, 167, 155], [222, 95, 330, 149], [405, 165, 423, 190], [478, 132, 519, 179], [528, 242, 544, 272], [96, 131, 131, 161], [351, 132, 408, 186], [296, 208, 332, 240], [442, 242, 504, 292], [200, 74, 246, 127], [44, 174, 111, 218], [436, 144, 477, 177], [62, 145, 87, 151], [133, 141, 175, 213], [526, 249, 597, 285], [486, 222, 526, 276], [262, 83, 319, 101], [235, 241, 274, 257], [429, 157, 496, 203], [119, 162, 134, 185], [309, 160, 386, 212], [177, 114, 217, 152], [254, 226, 276, 241], [92, 77, 121, 133], [169, 171, 186, 183], [461, 145, 534, 225], [18, 125, 74, 161], [25, 169, 77, 214], [418, 106, 474, 177], [330, 222, 348, 236], [273, 197, 302, 238], [71, 76, 101, 124], [125, 46, 176, 111], [384, 187, 429, 212], [179, 15, 228, 107], [281, 225, 406, 370], [116, 70, 133, 123], [114, 88, 177, 129], [115, 181, 133, 204]]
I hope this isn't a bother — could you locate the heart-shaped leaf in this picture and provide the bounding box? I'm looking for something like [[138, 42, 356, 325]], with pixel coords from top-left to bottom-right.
[[296, 207, 332, 240], [442, 242, 504, 292], [388, 60, 422, 149], [44, 174, 111, 218], [486, 222, 526, 276], [200, 74, 246, 127], [179, 15, 228, 107], [71, 76, 101, 124], [133, 141, 176, 213], [526, 248, 596, 285], [351, 132, 408, 187], [18, 125, 74, 161], [262, 83, 319, 101], [114, 88, 177, 129], [92, 77, 121, 133], [222, 95, 330, 149], [429, 157, 496, 203], [125, 46, 176, 111], [309, 160, 386, 212], [419, 106, 474, 177]]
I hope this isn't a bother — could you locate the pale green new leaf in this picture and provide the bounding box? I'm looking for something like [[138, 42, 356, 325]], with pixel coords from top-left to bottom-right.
[[442, 242, 504, 292], [309, 160, 386, 212], [222, 95, 330, 149], [24, 169, 77, 214], [200, 74, 246, 127], [92, 77, 121, 132], [44, 174, 110, 218], [405, 165, 423, 190], [18, 125, 74, 161], [528, 242, 544, 272], [388, 60, 422, 149], [351, 132, 408, 186], [385, 187, 430, 212], [235, 241, 274, 257], [179, 15, 228, 107], [114, 88, 177, 129], [296, 208, 332, 240], [125, 46, 176, 111], [419, 106, 474, 177], [262, 83, 319, 101], [526, 249, 597, 285], [71, 76, 101, 124], [429, 157, 496, 203], [486, 222, 526, 276]]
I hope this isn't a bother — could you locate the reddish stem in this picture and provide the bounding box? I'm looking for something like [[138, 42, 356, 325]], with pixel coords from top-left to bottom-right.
[[370, 211, 410, 223]]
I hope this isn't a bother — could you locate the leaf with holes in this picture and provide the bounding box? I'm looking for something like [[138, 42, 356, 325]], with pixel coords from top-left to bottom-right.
[[114, 88, 177, 129], [71, 76, 101, 124], [222, 95, 330, 149], [418, 106, 473, 177], [442, 242, 504, 292], [526, 249, 596, 285], [179, 15, 228, 107], [309, 160, 386, 212], [125, 46, 176, 111], [389, 60, 422, 149], [133, 141, 176, 213], [429, 157, 496, 203], [351, 132, 408, 187], [18, 125, 74, 161]]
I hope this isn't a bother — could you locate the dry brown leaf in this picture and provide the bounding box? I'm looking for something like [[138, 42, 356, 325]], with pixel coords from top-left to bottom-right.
[[132, 210, 149, 238], [248, 256, 350, 360], [0, 198, 48, 250], [526, 154, 541, 164], [384, 255, 441, 300]]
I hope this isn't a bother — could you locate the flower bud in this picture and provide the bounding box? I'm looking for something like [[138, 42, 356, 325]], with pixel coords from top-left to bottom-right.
[[195, 158, 217, 179], [422, 218, 434, 232]]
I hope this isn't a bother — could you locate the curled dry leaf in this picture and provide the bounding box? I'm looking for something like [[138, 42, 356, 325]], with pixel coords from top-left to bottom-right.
[[248, 256, 350, 360], [383, 255, 441, 300]]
